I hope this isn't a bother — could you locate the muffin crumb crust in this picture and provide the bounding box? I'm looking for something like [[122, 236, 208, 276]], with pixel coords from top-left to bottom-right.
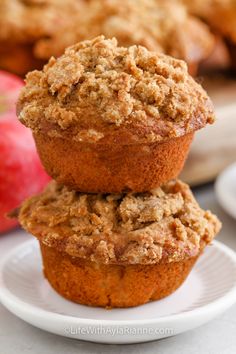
[[18, 180, 221, 265], [18, 36, 215, 144]]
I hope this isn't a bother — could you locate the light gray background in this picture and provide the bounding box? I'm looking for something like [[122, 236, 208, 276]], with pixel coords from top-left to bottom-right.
[[0, 184, 236, 354]]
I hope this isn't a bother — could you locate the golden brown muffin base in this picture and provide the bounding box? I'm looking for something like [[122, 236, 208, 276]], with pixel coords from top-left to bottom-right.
[[34, 132, 193, 193], [0, 41, 44, 76], [40, 241, 200, 308]]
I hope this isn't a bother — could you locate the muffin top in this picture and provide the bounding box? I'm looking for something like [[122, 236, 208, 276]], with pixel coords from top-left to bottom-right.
[[184, 0, 236, 43], [35, 0, 214, 65], [18, 180, 221, 265], [0, 0, 84, 44], [18, 36, 215, 144]]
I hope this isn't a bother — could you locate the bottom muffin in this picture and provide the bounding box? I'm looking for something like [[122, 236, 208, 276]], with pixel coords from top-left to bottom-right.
[[17, 180, 221, 308], [40, 241, 202, 308]]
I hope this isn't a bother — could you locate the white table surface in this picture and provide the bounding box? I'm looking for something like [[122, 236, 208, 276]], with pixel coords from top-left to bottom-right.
[[0, 183, 235, 354]]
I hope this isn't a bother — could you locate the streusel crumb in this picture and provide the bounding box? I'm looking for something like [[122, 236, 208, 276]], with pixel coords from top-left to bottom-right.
[[18, 36, 215, 144], [18, 180, 221, 265]]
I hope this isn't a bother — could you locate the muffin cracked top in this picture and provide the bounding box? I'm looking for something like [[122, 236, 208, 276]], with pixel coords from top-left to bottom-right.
[[18, 180, 221, 265], [18, 36, 215, 144]]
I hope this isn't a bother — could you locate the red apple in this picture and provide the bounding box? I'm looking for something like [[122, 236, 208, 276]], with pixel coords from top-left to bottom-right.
[[0, 70, 50, 233], [0, 70, 24, 115]]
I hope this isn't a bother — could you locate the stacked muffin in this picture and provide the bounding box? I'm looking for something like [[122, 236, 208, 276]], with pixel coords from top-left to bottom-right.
[[16, 36, 221, 308]]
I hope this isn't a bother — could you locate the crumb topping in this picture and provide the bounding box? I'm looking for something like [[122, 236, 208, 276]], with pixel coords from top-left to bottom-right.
[[18, 180, 221, 265], [18, 36, 215, 144]]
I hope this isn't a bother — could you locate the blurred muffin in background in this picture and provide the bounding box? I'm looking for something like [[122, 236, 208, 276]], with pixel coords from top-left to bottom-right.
[[35, 0, 215, 76], [198, 35, 231, 74], [183, 0, 236, 71], [0, 0, 85, 76]]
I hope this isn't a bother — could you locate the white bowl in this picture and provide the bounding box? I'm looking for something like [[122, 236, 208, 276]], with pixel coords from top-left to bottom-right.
[[0, 239, 236, 344]]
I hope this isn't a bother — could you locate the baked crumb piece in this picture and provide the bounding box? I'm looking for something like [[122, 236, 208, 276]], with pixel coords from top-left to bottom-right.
[[18, 180, 221, 265], [18, 36, 215, 144]]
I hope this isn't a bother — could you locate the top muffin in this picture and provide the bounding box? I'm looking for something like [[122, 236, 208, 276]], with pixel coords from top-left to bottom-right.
[[18, 36, 215, 145]]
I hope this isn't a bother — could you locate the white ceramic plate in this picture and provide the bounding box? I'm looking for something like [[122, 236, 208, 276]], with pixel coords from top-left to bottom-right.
[[0, 239, 236, 344], [215, 163, 236, 219]]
